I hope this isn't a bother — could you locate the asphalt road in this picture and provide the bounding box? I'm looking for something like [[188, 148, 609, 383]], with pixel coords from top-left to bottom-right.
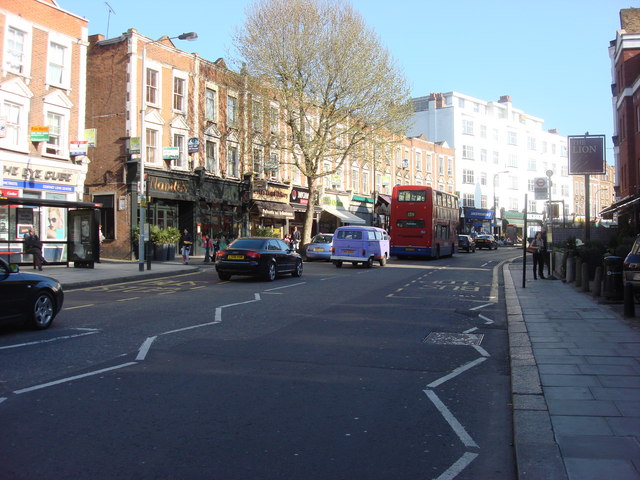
[[0, 249, 518, 480]]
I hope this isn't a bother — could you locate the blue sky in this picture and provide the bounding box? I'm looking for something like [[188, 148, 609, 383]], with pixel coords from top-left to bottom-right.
[[59, 0, 639, 163]]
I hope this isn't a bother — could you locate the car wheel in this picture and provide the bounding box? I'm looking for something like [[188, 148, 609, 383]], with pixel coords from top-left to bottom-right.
[[218, 272, 231, 281], [379, 255, 387, 267], [265, 261, 277, 281], [333, 260, 342, 268], [292, 260, 303, 277], [29, 292, 55, 330], [365, 257, 374, 268]]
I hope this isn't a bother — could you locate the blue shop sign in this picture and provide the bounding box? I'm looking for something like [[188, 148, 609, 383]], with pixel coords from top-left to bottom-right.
[[464, 208, 494, 220]]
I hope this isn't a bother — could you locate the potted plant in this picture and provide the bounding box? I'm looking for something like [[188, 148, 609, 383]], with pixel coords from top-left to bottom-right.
[[165, 227, 181, 259]]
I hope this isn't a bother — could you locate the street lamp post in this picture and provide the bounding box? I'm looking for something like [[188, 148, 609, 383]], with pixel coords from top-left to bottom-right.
[[493, 170, 509, 236], [138, 32, 197, 271]]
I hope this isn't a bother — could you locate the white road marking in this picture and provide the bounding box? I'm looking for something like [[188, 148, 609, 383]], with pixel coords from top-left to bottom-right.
[[427, 357, 487, 389], [469, 303, 491, 311], [473, 345, 490, 357], [424, 389, 479, 448], [13, 362, 138, 395], [463, 327, 478, 334], [65, 304, 95, 310], [0, 397, 6, 404], [136, 336, 157, 361], [479, 314, 494, 325], [264, 282, 305, 291], [434, 452, 479, 480], [0, 330, 100, 351]]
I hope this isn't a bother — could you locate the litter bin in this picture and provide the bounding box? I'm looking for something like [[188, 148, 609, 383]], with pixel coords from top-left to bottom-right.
[[602, 256, 624, 300]]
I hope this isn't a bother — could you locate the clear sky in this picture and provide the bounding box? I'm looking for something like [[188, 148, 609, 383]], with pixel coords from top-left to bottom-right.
[[59, 0, 639, 163]]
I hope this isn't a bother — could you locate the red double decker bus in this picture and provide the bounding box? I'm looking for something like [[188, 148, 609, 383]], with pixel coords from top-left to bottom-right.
[[390, 185, 459, 258]]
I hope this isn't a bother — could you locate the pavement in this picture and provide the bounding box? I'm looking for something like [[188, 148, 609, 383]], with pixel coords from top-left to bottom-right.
[[19, 255, 640, 479]]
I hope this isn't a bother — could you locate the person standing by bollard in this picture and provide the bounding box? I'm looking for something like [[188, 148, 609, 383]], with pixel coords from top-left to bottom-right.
[[202, 234, 213, 263], [180, 228, 193, 264], [528, 231, 546, 280]]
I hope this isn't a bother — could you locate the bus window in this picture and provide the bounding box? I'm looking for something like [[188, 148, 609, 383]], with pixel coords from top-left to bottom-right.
[[398, 190, 427, 202]]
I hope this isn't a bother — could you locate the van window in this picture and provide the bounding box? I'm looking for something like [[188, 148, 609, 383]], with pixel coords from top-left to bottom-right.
[[336, 230, 362, 240]]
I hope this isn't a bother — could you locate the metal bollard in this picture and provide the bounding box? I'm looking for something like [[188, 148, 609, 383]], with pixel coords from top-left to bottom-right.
[[575, 257, 583, 287], [592, 266, 602, 297], [582, 262, 590, 292], [624, 282, 635, 318], [566, 256, 575, 283]]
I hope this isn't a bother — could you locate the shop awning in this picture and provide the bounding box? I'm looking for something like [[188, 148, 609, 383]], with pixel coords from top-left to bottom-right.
[[252, 200, 295, 219], [600, 195, 640, 218], [322, 206, 366, 224]]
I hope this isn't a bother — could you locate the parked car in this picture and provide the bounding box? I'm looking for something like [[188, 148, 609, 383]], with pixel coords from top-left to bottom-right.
[[215, 237, 303, 281], [475, 234, 498, 250], [458, 234, 476, 253], [304, 233, 333, 261], [0, 258, 64, 330], [623, 234, 640, 301], [331, 226, 390, 268]]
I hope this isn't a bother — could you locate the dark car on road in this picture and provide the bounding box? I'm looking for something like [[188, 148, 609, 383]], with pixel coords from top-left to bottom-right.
[[475, 234, 498, 250], [215, 237, 303, 281], [458, 234, 476, 253], [0, 257, 64, 329]]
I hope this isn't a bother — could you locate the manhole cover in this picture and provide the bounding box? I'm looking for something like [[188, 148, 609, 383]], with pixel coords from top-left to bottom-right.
[[423, 332, 484, 345]]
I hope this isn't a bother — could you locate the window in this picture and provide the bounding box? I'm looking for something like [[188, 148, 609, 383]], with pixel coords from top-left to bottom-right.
[[493, 151, 499, 165], [397, 189, 426, 202], [227, 95, 238, 127], [507, 154, 518, 168], [173, 76, 185, 112], [528, 200, 537, 212], [45, 112, 64, 156], [146, 68, 159, 105], [173, 134, 186, 168], [480, 125, 487, 138], [205, 140, 218, 174], [462, 119, 474, 135], [462, 145, 474, 160], [527, 179, 535, 191], [426, 154, 432, 173], [145, 128, 159, 164], [463, 193, 474, 207], [507, 131, 517, 145], [3, 101, 22, 146], [480, 149, 487, 163], [509, 198, 519, 210], [252, 100, 263, 131], [447, 158, 453, 176], [267, 152, 279, 180], [362, 169, 369, 193], [480, 172, 487, 186], [253, 148, 264, 176], [270, 106, 279, 134], [527, 158, 536, 171], [352, 167, 359, 191], [527, 136, 537, 151], [6, 26, 27, 74], [205, 88, 217, 122], [438, 156, 444, 175], [416, 151, 422, 171], [227, 144, 239, 177], [462, 169, 474, 184], [47, 42, 66, 86]]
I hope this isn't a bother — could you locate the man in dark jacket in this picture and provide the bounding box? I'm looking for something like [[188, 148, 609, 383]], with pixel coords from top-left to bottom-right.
[[24, 228, 46, 270]]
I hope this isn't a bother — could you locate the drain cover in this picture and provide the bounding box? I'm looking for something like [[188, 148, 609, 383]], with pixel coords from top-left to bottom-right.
[[423, 332, 484, 345]]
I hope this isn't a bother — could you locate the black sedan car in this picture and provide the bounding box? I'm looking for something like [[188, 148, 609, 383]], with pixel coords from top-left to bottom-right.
[[458, 234, 476, 253], [475, 234, 498, 250], [0, 258, 64, 329], [215, 237, 303, 281]]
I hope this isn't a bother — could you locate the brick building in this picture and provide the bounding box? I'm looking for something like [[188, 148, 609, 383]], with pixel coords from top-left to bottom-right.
[[607, 8, 640, 231], [0, 0, 90, 254]]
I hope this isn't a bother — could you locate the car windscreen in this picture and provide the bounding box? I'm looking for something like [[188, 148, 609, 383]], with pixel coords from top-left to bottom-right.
[[335, 230, 362, 240], [312, 235, 333, 244], [229, 239, 266, 250]]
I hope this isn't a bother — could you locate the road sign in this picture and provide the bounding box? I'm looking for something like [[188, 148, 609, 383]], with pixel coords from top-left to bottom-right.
[[534, 177, 548, 200]]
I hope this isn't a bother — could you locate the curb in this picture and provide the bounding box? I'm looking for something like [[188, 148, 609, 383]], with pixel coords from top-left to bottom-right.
[[503, 262, 568, 480]]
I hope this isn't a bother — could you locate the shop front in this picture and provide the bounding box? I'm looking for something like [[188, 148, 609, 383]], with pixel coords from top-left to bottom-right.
[[249, 181, 294, 238], [289, 186, 323, 236], [374, 194, 391, 231], [320, 193, 366, 232], [349, 194, 374, 225]]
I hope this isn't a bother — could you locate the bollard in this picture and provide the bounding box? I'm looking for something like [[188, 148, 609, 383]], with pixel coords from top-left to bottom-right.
[[592, 266, 602, 297], [582, 262, 590, 292], [566, 256, 575, 283], [575, 257, 583, 287], [624, 282, 636, 318]]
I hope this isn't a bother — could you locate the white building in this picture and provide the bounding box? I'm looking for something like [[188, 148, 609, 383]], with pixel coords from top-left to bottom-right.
[[408, 92, 572, 235]]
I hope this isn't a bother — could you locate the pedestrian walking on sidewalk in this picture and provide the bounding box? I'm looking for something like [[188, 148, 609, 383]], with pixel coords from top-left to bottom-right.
[[180, 228, 193, 264], [292, 226, 301, 251], [528, 231, 547, 280], [24, 228, 46, 270]]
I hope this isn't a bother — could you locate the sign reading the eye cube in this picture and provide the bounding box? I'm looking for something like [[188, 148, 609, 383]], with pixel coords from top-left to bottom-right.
[[568, 135, 605, 175]]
